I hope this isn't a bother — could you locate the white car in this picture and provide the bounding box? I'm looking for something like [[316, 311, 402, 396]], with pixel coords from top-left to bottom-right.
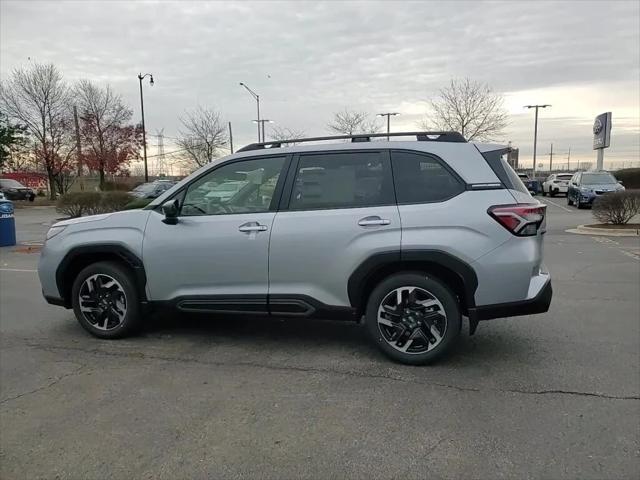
[[542, 173, 573, 197]]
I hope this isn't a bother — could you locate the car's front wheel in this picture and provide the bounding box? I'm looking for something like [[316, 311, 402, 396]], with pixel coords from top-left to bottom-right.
[[364, 273, 461, 365], [567, 193, 574, 206], [71, 261, 142, 339]]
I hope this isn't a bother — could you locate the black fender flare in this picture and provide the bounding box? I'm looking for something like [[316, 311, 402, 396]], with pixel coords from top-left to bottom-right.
[[55, 243, 147, 307], [347, 249, 478, 315]]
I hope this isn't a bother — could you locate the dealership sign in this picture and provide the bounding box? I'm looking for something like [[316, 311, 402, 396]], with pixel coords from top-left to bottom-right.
[[593, 112, 612, 150]]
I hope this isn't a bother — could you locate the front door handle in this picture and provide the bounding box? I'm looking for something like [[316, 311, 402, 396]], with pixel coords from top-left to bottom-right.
[[238, 222, 268, 233], [358, 216, 391, 227]]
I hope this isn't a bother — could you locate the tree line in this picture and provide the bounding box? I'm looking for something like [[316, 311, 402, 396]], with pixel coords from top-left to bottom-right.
[[1, 62, 507, 199]]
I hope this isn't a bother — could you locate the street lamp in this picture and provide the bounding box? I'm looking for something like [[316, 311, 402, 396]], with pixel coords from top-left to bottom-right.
[[138, 73, 154, 182], [524, 104, 551, 178], [253, 119, 273, 144], [239, 82, 261, 142], [377, 112, 400, 140]]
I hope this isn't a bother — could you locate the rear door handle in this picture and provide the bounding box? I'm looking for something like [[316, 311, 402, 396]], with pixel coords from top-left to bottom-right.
[[358, 216, 391, 227], [238, 222, 268, 233]]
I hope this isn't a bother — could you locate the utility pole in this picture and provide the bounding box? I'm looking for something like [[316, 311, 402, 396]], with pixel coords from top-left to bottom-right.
[[524, 104, 551, 178], [546, 143, 553, 171], [228, 122, 234, 154], [377, 112, 400, 140], [138, 73, 154, 182], [567, 146, 571, 171], [254, 119, 273, 143], [73, 106, 84, 190]]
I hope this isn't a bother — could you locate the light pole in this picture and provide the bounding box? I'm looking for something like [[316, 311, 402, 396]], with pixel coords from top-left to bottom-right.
[[377, 112, 400, 140], [240, 82, 261, 142], [524, 104, 551, 178], [138, 73, 154, 182], [253, 119, 273, 143]]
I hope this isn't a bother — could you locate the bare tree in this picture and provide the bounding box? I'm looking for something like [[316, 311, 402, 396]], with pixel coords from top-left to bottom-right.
[[0, 63, 76, 198], [268, 126, 306, 145], [75, 80, 133, 189], [327, 109, 381, 135], [423, 78, 508, 141], [176, 106, 228, 168]]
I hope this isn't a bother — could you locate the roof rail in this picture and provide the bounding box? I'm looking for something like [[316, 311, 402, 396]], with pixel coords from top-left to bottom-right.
[[236, 131, 466, 152]]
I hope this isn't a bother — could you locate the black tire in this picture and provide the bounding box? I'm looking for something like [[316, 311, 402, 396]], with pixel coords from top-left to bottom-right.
[[567, 194, 574, 206], [71, 261, 142, 339], [542, 188, 547, 197], [364, 272, 461, 365], [576, 197, 584, 209]]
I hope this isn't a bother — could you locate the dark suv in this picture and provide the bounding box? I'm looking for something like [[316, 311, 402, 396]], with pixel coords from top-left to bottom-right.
[[0, 178, 36, 201]]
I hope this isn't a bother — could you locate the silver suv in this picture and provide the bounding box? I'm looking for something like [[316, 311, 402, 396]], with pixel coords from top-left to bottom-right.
[[38, 132, 552, 364]]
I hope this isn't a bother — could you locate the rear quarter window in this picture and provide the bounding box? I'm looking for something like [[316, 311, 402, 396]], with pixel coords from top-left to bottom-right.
[[390, 150, 464, 203], [479, 148, 529, 194]]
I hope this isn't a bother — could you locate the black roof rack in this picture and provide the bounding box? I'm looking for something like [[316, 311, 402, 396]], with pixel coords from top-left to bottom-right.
[[236, 131, 466, 152]]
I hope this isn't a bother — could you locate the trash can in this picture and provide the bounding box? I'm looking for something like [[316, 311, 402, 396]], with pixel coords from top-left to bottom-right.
[[0, 200, 16, 247]]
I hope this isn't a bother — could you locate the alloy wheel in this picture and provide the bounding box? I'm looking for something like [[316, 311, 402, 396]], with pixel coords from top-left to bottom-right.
[[78, 274, 127, 331], [377, 286, 447, 355]]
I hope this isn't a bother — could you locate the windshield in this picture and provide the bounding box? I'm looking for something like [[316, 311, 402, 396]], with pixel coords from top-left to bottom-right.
[[582, 172, 616, 185], [0, 179, 25, 188]]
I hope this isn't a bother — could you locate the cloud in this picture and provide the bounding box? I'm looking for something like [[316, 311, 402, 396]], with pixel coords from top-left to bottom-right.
[[1, 0, 638, 166]]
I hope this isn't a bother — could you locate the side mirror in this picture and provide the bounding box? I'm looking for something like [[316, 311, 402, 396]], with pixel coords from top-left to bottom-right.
[[618, 180, 623, 185], [161, 199, 179, 225]]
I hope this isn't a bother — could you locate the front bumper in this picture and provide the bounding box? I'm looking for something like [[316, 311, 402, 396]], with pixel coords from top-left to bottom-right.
[[470, 278, 552, 322]]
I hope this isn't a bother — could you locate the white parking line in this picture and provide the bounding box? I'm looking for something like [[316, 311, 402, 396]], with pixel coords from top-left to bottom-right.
[[543, 198, 574, 213], [0, 268, 37, 273]]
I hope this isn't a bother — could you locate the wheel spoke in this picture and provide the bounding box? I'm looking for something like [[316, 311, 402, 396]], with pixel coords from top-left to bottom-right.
[[381, 305, 402, 318]]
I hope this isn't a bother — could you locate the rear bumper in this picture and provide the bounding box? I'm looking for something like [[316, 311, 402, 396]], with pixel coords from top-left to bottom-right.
[[470, 278, 552, 321]]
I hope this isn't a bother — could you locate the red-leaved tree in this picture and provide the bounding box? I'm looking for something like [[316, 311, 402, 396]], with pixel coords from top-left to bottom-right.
[[81, 121, 143, 179], [75, 80, 139, 189]]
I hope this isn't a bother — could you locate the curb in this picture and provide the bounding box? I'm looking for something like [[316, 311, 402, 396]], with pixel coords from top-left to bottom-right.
[[567, 224, 640, 237]]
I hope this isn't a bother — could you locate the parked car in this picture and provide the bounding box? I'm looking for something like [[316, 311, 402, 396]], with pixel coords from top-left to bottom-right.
[[567, 171, 624, 208], [129, 180, 176, 199], [203, 180, 248, 203], [517, 172, 540, 195], [542, 173, 574, 197], [0, 178, 36, 201], [38, 131, 551, 365]]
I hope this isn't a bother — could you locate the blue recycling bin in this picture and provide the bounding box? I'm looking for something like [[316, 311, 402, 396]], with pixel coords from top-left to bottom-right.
[[0, 200, 17, 247]]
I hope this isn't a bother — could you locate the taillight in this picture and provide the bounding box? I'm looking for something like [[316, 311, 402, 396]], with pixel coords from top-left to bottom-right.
[[488, 204, 546, 236]]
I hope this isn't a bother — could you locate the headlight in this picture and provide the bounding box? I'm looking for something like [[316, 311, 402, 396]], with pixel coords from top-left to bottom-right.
[[46, 225, 67, 240]]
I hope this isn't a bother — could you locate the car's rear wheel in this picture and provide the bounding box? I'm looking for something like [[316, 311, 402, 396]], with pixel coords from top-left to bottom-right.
[[364, 273, 461, 365], [71, 261, 141, 339]]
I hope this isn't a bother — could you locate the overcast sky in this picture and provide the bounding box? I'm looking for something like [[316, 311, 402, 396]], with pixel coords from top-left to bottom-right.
[[1, 0, 639, 171]]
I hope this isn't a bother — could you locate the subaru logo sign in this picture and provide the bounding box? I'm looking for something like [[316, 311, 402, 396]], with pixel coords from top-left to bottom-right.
[[0, 202, 14, 215], [593, 118, 602, 135], [593, 112, 611, 150]]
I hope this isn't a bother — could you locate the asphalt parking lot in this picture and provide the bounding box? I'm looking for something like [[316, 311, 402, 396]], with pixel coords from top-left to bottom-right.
[[1, 201, 639, 479]]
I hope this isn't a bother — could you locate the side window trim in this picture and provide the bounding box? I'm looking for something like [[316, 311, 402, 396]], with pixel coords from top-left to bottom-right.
[[279, 149, 394, 212], [176, 153, 291, 217], [390, 149, 466, 205]]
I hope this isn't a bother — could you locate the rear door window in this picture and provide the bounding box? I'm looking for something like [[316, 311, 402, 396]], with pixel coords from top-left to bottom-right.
[[288, 151, 394, 210]]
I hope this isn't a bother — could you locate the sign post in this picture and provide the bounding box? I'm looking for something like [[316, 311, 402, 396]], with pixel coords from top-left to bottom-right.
[[593, 112, 612, 170]]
